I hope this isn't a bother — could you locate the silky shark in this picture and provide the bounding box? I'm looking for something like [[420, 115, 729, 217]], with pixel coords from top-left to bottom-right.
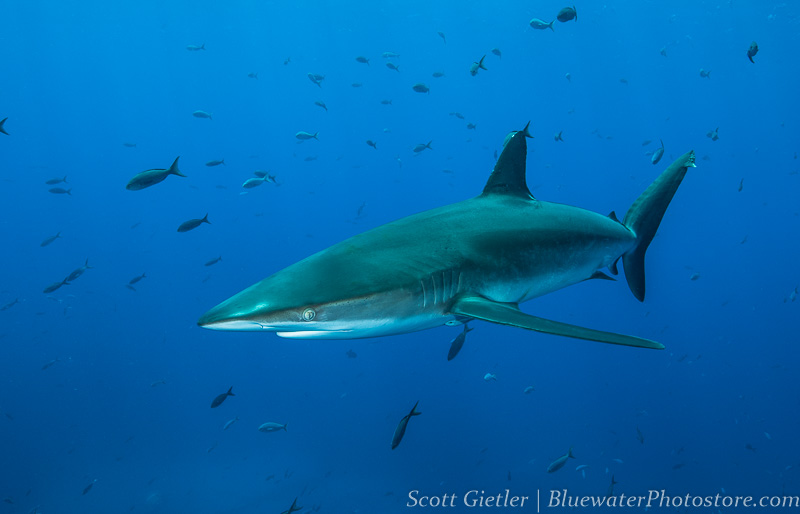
[[199, 124, 695, 349]]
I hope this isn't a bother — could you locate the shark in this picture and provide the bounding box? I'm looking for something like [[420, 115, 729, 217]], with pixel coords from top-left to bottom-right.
[[198, 124, 696, 350]]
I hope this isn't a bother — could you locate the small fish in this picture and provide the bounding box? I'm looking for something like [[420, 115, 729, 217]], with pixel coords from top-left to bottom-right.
[[469, 55, 487, 76], [177, 214, 211, 233], [789, 287, 798, 302], [346, 349, 357, 358], [437, 31, 446, 43], [192, 110, 212, 120], [66, 259, 92, 282], [529, 18, 555, 31], [186, 43, 205, 51], [554, 131, 564, 142], [253, 171, 277, 184], [351, 82, 362, 88], [413, 141, 433, 153], [48, 187, 71, 195], [82, 479, 97, 495], [247, 72, 258, 79], [747, 41, 758, 63], [210, 386, 234, 408], [745, 443, 756, 452], [651, 139, 664, 165], [242, 177, 267, 189], [0, 117, 8, 135], [547, 447, 575, 473], [641, 139, 652, 146], [606, 475, 618, 498], [764, 431, 771, 440], [660, 46, 667, 57], [366, 140, 378, 149], [557, 6, 577, 22], [258, 422, 287, 432], [565, 72, 571, 82], [205, 256, 222, 266], [672, 462, 685, 469], [122, 142, 137, 148], [466, 123, 477, 130], [41, 358, 60, 370], [43, 278, 69, 294], [126, 284, 137, 292], [355, 56, 369, 65], [129, 273, 146, 285], [738, 179, 744, 192], [280, 497, 302, 514], [412, 83, 430, 93], [150, 379, 166, 387], [699, 68, 711, 78], [207, 442, 218, 453], [391, 401, 421, 449], [308, 73, 325, 87], [314, 100, 327, 111], [284, 57, 291, 65], [706, 127, 719, 141], [619, 78, 629, 84], [295, 131, 319, 141], [205, 159, 225, 167], [40, 232, 61, 247], [491, 48, 502, 58], [636, 426, 644, 444], [223, 416, 239, 431], [126, 157, 185, 190], [446, 323, 473, 361], [523, 386, 535, 394], [450, 112, 465, 120], [0, 298, 19, 311], [483, 372, 497, 381], [612, 458, 624, 464], [45, 175, 68, 185], [382, 51, 400, 58], [690, 273, 700, 281], [432, 71, 445, 78], [380, 99, 392, 106], [386, 62, 400, 72]]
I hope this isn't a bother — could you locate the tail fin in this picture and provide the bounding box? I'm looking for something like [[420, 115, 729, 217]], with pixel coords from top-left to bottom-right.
[[201, 214, 211, 225], [227, 386, 234, 396], [622, 151, 696, 301], [0, 117, 8, 135], [169, 157, 186, 177]]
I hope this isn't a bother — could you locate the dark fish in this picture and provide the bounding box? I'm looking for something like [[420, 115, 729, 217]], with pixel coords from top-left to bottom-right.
[[346, 349, 357, 358], [308, 73, 325, 87], [636, 426, 644, 444], [606, 475, 618, 498], [386, 62, 400, 72], [314, 100, 327, 111], [45, 175, 68, 185], [447, 323, 473, 361], [205, 159, 225, 167], [0, 117, 8, 135], [706, 127, 719, 141], [355, 56, 369, 65], [380, 99, 392, 105], [126, 157, 185, 190], [48, 187, 71, 195], [284, 57, 291, 65], [413, 141, 433, 153], [0, 298, 19, 311], [432, 71, 445, 78], [41, 358, 60, 370], [747, 41, 758, 63], [466, 123, 477, 130], [123, 142, 137, 148], [366, 140, 378, 149], [82, 479, 96, 495], [126, 284, 137, 292], [186, 43, 205, 51], [491, 48, 502, 58], [557, 6, 577, 22], [547, 447, 575, 473], [211, 386, 234, 408], [247, 72, 258, 79], [565, 72, 571, 82], [437, 31, 446, 43], [470, 55, 487, 76], [205, 256, 222, 266], [619, 78, 629, 84], [738, 179, 743, 192], [280, 497, 302, 514], [450, 112, 465, 119], [660, 46, 667, 57], [43, 279, 69, 294], [129, 273, 146, 285], [192, 110, 212, 119], [351, 82, 362, 88], [412, 83, 430, 93], [699, 68, 711, 78], [651, 139, 664, 165], [177, 214, 211, 233], [554, 131, 564, 142], [40, 232, 61, 247], [641, 139, 652, 146], [66, 259, 92, 282], [391, 401, 421, 449]]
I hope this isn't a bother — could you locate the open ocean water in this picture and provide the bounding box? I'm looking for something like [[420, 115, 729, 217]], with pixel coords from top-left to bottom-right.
[[1, 1, 798, 512]]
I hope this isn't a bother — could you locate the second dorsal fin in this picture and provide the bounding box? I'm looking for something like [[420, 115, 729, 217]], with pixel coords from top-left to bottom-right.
[[482, 122, 533, 199]]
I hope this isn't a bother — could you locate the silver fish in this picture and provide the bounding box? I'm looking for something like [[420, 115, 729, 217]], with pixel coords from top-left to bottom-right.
[[192, 110, 212, 120], [177, 214, 211, 233], [530, 18, 555, 31], [391, 401, 421, 449], [258, 422, 287, 432], [547, 447, 575, 473]]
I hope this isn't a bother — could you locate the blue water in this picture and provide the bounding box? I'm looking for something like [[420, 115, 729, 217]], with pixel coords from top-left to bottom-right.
[[2, 1, 798, 512]]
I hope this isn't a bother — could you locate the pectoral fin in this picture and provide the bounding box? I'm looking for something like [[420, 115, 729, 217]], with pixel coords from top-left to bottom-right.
[[450, 296, 664, 350]]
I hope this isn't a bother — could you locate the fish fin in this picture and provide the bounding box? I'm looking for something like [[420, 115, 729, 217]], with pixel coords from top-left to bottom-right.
[[748, 55, 754, 63], [568, 446, 575, 458], [284, 424, 287, 431], [609, 256, 620, 276], [479, 55, 487, 70], [607, 210, 620, 223], [482, 123, 534, 199], [227, 386, 234, 396], [0, 117, 8, 135], [410, 401, 421, 416], [450, 296, 664, 349], [622, 151, 695, 301], [586, 270, 615, 282], [202, 213, 211, 224], [169, 157, 186, 177], [549, 20, 554, 31], [574, 6, 577, 20]]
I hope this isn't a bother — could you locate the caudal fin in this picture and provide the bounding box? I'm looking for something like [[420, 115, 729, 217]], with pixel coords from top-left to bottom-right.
[[622, 151, 696, 301], [169, 156, 186, 177]]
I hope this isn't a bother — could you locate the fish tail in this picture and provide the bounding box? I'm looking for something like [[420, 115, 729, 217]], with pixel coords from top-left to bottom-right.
[[227, 386, 234, 396], [568, 446, 575, 458], [202, 213, 211, 224], [426, 140, 433, 150], [283, 424, 288, 431], [549, 20, 554, 31], [169, 156, 186, 177], [574, 6, 577, 21], [314, 132, 319, 140], [67, 189, 72, 195], [622, 151, 695, 301], [410, 400, 421, 416], [0, 117, 8, 135], [63, 175, 68, 182], [479, 55, 487, 70]]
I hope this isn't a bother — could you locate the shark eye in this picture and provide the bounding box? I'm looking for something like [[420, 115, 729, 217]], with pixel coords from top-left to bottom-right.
[[302, 308, 316, 321]]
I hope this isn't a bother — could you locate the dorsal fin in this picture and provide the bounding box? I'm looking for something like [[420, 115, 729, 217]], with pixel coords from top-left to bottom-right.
[[482, 122, 533, 198]]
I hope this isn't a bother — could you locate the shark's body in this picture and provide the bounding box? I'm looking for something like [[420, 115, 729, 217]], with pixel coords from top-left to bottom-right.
[[199, 125, 695, 349]]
